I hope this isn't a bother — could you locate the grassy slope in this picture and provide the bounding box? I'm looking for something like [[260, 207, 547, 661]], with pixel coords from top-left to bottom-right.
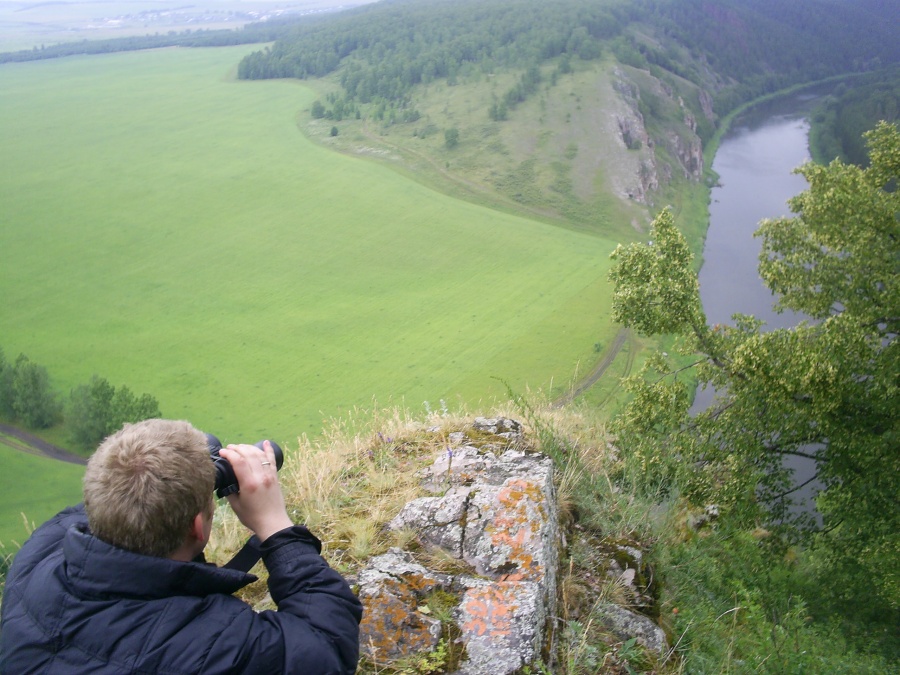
[[311, 58, 655, 240], [0, 443, 84, 545], [0, 46, 618, 448], [304, 55, 717, 411]]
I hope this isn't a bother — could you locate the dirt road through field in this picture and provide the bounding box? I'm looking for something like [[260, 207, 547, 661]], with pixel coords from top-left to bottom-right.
[[0, 424, 86, 465], [552, 327, 632, 408]]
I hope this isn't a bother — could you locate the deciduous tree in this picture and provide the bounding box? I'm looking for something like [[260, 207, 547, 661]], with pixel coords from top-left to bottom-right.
[[608, 122, 899, 608], [0, 353, 62, 429], [68, 376, 161, 447]]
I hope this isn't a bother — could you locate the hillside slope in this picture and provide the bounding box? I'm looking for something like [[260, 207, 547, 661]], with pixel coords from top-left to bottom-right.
[[305, 57, 707, 239], [239, 0, 899, 238]]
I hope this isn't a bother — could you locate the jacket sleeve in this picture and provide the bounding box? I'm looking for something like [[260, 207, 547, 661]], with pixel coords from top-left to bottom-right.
[[260, 526, 363, 674]]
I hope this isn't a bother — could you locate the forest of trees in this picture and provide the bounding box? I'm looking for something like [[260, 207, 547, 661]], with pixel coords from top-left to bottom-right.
[[5, 0, 896, 135], [0, 17, 303, 64], [811, 68, 900, 165], [236, 0, 899, 125]]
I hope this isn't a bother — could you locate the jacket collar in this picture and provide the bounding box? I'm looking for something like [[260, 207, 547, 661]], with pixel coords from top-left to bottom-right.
[[64, 522, 257, 600]]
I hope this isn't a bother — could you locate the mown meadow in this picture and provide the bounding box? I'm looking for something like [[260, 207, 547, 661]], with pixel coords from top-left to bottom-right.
[[0, 46, 618, 451]]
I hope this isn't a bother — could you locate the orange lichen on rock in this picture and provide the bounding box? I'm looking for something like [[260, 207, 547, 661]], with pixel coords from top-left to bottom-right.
[[459, 584, 516, 638], [484, 478, 548, 581], [357, 549, 450, 661], [456, 579, 545, 673], [364, 420, 561, 674]]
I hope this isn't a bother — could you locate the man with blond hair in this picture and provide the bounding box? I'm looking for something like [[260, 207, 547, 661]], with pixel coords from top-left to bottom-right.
[[0, 419, 362, 674]]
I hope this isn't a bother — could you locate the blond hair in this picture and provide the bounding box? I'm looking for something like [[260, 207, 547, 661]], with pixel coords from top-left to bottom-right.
[[83, 419, 215, 557]]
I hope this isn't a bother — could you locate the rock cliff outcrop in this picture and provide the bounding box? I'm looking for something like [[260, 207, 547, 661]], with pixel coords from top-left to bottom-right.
[[356, 417, 668, 673], [611, 66, 706, 203]]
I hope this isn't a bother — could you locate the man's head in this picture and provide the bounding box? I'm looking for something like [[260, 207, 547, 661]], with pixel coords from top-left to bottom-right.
[[83, 419, 216, 558]]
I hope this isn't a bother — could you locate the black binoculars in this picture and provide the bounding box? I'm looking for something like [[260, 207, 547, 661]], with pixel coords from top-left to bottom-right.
[[205, 433, 284, 498]]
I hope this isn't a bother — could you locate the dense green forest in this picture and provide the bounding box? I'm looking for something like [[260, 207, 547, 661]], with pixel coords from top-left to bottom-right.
[[237, 0, 899, 123], [811, 67, 900, 164]]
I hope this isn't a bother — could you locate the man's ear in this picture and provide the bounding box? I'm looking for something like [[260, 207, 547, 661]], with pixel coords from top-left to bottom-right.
[[170, 511, 212, 562], [189, 512, 207, 543]]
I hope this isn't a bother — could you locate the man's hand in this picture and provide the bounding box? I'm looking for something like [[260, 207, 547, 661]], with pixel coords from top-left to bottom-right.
[[218, 441, 294, 542]]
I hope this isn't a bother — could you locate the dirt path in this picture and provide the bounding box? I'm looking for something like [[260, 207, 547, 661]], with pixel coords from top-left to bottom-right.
[[0, 423, 87, 465], [552, 327, 633, 409]]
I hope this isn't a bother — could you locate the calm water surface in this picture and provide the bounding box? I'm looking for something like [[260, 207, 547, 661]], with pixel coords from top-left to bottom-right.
[[695, 92, 828, 513], [700, 107, 811, 328]]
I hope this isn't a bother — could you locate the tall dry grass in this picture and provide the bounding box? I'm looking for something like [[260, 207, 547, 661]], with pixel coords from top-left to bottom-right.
[[207, 400, 539, 573]]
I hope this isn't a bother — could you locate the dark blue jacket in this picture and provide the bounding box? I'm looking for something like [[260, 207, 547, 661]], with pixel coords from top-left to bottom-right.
[[0, 505, 362, 674]]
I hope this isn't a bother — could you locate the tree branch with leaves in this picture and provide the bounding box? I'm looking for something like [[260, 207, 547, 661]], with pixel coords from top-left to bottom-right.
[[608, 122, 899, 608]]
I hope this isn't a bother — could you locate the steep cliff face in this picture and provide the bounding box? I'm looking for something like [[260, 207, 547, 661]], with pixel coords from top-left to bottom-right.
[[612, 66, 707, 198], [477, 60, 711, 219]]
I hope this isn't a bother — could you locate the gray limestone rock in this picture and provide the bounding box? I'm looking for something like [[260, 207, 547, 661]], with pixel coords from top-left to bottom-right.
[[596, 603, 668, 657]]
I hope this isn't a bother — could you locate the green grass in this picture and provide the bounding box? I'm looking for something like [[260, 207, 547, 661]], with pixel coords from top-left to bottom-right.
[[0, 45, 619, 448], [307, 57, 652, 241], [0, 444, 84, 546]]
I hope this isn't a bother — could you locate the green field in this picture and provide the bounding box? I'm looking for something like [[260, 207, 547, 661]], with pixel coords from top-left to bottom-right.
[[0, 443, 84, 545], [0, 45, 619, 450]]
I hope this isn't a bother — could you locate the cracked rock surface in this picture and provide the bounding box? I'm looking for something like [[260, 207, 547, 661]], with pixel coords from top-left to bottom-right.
[[357, 416, 668, 673], [359, 418, 560, 674]]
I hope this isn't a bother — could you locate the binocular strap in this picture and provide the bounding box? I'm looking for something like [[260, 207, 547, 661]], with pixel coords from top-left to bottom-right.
[[222, 535, 263, 573]]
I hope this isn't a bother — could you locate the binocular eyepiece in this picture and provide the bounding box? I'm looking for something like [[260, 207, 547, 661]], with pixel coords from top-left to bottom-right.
[[205, 433, 284, 498]]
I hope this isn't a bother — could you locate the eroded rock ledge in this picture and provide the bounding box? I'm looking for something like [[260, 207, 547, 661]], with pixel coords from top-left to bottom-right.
[[356, 417, 668, 673]]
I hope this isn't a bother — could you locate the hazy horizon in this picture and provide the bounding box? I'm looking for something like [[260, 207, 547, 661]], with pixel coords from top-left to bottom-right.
[[0, 0, 379, 52]]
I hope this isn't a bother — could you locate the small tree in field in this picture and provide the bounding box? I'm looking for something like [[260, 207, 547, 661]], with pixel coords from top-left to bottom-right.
[[608, 122, 899, 608], [444, 127, 459, 149]]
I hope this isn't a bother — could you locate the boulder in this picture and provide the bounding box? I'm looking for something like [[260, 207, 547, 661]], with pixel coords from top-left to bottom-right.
[[595, 603, 669, 657]]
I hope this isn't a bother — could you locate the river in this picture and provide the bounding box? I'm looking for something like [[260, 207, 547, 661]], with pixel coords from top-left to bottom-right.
[[699, 99, 813, 329], [694, 90, 831, 515]]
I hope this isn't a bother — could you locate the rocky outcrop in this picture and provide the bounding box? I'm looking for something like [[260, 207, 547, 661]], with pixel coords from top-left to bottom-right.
[[611, 71, 659, 204], [356, 417, 670, 673], [611, 66, 705, 200], [666, 129, 703, 180], [698, 88, 716, 124], [358, 418, 559, 673]]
